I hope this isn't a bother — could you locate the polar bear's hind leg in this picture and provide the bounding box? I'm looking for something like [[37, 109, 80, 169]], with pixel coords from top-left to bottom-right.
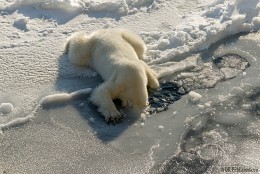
[[146, 67, 160, 89], [139, 60, 159, 89], [121, 29, 146, 60]]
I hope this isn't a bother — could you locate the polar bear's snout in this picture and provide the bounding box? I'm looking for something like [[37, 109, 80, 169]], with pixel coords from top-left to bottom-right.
[[65, 28, 159, 123]]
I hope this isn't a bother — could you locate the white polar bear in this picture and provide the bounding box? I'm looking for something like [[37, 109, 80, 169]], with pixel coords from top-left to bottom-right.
[[65, 29, 159, 122]]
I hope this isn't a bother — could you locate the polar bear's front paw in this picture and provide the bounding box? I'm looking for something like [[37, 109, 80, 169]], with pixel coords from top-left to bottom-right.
[[99, 108, 124, 123], [106, 114, 124, 123]]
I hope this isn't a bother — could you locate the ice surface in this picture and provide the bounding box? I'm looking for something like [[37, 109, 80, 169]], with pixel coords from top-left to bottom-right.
[[157, 32, 260, 173], [0, 0, 260, 173]]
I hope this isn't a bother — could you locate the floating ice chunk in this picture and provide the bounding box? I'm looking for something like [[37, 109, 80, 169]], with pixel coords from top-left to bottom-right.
[[188, 91, 202, 103], [140, 113, 147, 121], [204, 101, 212, 108], [13, 17, 29, 31], [178, 87, 186, 94], [40, 88, 92, 106], [197, 104, 205, 110], [0, 103, 14, 114]]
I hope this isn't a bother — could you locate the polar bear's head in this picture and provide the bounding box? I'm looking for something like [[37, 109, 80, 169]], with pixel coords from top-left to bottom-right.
[[65, 32, 92, 66]]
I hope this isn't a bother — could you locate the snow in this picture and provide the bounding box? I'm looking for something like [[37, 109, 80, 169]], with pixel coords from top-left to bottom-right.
[[4, 0, 84, 12], [0, 103, 14, 114], [2, 0, 169, 16], [0, 115, 33, 130], [146, 0, 260, 65], [0, 0, 260, 173], [13, 17, 29, 31], [252, 16, 260, 30], [40, 88, 92, 106]]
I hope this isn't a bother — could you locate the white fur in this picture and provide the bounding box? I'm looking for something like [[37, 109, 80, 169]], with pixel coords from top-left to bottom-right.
[[65, 29, 159, 122]]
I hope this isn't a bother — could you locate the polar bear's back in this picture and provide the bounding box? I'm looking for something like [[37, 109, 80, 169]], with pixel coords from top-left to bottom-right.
[[92, 29, 146, 60]]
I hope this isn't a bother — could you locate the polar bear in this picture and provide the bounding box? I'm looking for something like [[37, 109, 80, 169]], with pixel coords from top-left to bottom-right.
[[65, 29, 159, 122]]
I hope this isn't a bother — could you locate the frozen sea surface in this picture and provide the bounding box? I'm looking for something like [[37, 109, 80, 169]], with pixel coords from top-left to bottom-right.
[[0, 0, 260, 173], [156, 32, 260, 174]]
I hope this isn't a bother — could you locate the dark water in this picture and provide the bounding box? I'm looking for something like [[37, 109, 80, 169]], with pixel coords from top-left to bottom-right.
[[148, 82, 187, 114]]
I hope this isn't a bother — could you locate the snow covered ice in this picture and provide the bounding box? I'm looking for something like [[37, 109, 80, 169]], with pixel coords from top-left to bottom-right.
[[0, 0, 260, 173], [0, 103, 13, 114]]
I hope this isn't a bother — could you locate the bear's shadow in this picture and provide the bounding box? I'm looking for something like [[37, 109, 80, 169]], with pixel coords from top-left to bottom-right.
[[48, 54, 140, 142], [48, 53, 185, 142]]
